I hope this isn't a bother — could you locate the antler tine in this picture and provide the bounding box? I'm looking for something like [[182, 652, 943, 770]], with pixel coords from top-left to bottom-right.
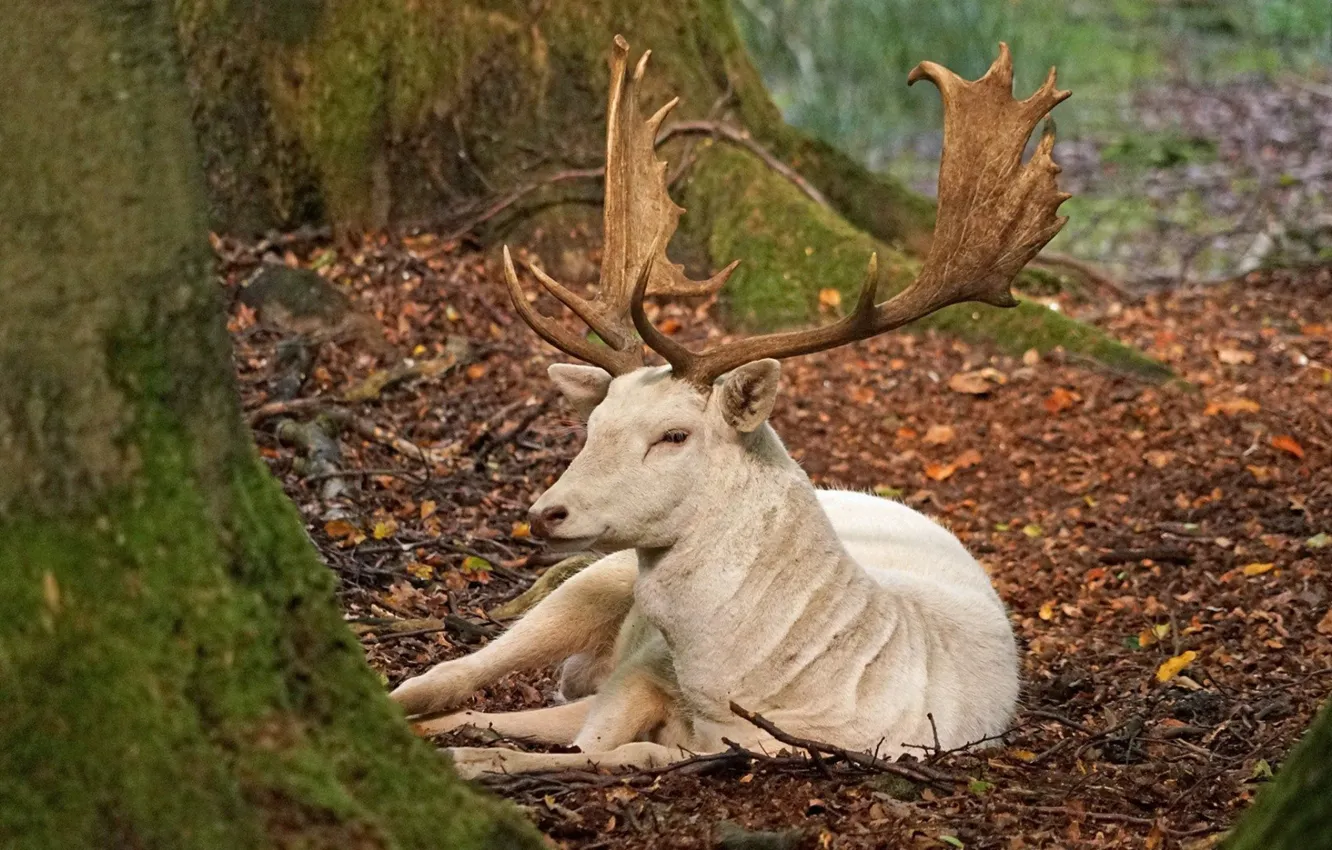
[[505, 34, 738, 375], [503, 247, 641, 375], [635, 44, 1071, 388]]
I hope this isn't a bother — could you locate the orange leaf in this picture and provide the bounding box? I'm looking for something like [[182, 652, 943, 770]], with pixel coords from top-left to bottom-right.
[[1270, 434, 1304, 459], [324, 520, 357, 539], [818, 288, 842, 310], [419, 500, 437, 520], [466, 363, 487, 380], [924, 462, 955, 482], [923, 424, 955, 445], [953, 448, 983, 469], [658, 317, 682, 335], [1241, 562, 1275, 577], [1204, 398, 1260, 416], [1044, 387, 1077, 414]]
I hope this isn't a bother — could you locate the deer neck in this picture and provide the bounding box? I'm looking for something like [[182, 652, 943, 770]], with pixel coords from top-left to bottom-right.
[[632, 425, 869, 701]]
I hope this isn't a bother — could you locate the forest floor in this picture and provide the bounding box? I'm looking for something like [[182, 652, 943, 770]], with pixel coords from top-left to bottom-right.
[[221, 233, 1330, 850]]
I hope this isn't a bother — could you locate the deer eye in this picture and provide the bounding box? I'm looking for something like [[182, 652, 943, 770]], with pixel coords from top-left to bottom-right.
[[657, 429, 690, 445]]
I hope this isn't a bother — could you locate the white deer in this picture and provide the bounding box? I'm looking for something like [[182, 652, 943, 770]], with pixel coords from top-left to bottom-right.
[[391, 35, 1071, 778]]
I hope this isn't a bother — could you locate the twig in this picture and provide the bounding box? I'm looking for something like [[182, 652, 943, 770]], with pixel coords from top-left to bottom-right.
[[728, 702, 959, 788], [659, 121, 829, 207], [441, 116, 829, 243], [1097, 546, 1193, 566], [247, 397, 330, 427]]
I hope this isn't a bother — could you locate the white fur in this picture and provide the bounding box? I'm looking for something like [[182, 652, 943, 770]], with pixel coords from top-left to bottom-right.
[[392, 363, 1018, 777]]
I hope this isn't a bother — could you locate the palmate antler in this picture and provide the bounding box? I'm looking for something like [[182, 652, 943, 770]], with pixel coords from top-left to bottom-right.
[[502, 35, 736, 375], [508, 40, 1070, 388], [632, 43, 1072, 387]]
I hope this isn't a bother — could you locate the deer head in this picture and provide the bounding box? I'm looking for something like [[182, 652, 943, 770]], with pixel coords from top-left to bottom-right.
[[506, 38, 1070, 549]]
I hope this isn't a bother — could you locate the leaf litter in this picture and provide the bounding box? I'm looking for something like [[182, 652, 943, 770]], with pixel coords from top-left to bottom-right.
[[220, 231, 1330, 849]]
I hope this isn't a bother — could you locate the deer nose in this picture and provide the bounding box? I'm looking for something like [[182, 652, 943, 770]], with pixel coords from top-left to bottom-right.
[[529, 505, 569, 538]]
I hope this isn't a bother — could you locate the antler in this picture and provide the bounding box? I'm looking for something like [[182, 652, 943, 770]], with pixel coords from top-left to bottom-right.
[[632, 43, 1072, 388], [503, 35, 737, 376]]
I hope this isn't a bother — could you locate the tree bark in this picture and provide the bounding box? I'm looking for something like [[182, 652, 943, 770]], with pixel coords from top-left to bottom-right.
[[174, 0, 1168, 377], [0, 2, 541, 847], [1224, 699, 1332, 849]]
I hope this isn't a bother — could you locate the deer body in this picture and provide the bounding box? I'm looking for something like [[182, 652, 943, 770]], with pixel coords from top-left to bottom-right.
[[391, 36, 1069, 777], [393, 367, 1017, 776]]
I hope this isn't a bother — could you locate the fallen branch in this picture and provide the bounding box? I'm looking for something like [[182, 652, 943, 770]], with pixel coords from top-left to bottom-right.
[[440, 118, 829, 243], [1097, 546, 1193, 566], [728, 702, 959, 788]]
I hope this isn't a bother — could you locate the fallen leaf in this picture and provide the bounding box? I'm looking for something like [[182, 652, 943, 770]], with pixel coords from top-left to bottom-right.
[[1038, 601, 1055, 621], [923, 424, 955, 445], [461, 555, 492, 574], [939, 836, 965, 849], [420, 500, 437, 520], [873, 484, 904, 498], [1217, 348, 1255, 365], [465, 363, 487, 380], [658, 317, 682, 335], [1156, 650, 1198, 683], [924, 462, 955, 482], [372, 519, 398, 540], [1316, 609, 1332, 636], [1270, 434, 1304, 459], [1306, 532, 1331, 550], [1241, 562, 1275, 577], [948, 370, 996, 395], [818, 288, 842, 310], [406, 561, 433, 580], [1044, 387, 1078, 414], [511, 521, 531, 538], [324, 519, 358, 539], [1022, 524, 1043, 539], [1009, 749, 1037, 762], [953, 448, 983, 469], [1145, 450, 1175, 469], [1205, 398, 1260, 416]]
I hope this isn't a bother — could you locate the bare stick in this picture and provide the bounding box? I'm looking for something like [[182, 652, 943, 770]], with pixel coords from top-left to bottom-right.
[[728, 701, 959, 788]]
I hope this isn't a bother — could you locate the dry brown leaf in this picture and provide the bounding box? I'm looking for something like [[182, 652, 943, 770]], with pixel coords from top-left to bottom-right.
[[923, 424, 956, 445], [324, 519, 358, 539], [1145, 450, 1175, 469], [1270, 434, 1305, 459], [1205, 398, 1260, 416], [954, 448, 983, 469], [1316, 609, 1332, 636], [948, 370, 995, 395], [1217, 348, 1255, 365]]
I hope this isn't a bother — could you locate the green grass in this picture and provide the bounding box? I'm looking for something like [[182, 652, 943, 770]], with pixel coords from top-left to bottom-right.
[[734, 0, 1332, 159]]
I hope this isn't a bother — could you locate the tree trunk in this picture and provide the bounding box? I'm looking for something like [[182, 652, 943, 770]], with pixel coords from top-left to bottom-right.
[[0, 3, 541, 847], [174, 0, 1168, 378], [1224, 699, 1332, 849]]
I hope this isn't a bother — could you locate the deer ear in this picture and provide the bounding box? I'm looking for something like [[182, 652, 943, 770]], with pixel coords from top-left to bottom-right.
[[548, 363, 613, 420], [718, 359, 781, 433]]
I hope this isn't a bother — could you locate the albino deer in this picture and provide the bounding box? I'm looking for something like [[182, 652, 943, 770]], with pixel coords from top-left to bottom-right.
[[391, 36, 1070, 778]]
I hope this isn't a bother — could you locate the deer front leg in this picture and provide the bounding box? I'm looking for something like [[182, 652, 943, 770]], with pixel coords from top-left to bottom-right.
[[391, 551, 636, 715], [415, 698, 592, 745]]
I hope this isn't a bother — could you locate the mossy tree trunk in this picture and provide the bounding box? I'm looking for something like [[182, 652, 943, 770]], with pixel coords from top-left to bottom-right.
[[175, 0, 1167, 377], [0, 2, 541, 847], [1224, 699, 1332, 849]]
